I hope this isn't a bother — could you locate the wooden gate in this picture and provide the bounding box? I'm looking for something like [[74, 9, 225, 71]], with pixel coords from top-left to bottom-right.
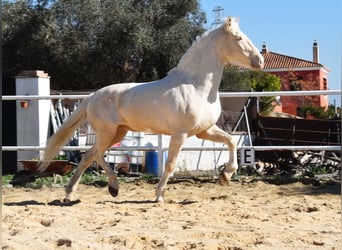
[[254, 115, 341, 160]]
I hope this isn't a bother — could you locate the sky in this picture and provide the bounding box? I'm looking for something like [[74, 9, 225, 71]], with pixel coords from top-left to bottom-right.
[[199, 0, 342, 105]]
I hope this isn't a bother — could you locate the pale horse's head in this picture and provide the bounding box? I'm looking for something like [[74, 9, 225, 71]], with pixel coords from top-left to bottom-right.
[[218, 17, 264, 69]]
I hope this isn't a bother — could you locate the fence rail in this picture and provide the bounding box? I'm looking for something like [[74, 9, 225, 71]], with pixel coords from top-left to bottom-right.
[[2, 94, 90, 100], [2, 89, 341, 101], [2, 90, 341, 174], [2, 145, 340, 152], [219, 89, 341, 97]]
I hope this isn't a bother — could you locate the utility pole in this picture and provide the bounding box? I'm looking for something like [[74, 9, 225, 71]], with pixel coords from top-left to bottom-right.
[[212, 6, 224, 27]]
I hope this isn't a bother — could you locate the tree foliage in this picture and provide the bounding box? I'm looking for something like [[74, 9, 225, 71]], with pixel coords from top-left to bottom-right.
[[2, 0, 55, 79], [300, 104, 341, 120], [2, 0, 206, 89], [220, 64, 282, 115]]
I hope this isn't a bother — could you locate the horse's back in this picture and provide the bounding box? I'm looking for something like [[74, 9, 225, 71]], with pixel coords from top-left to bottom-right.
[[86, 82, 168, 132], [86, 83, 135, 127]]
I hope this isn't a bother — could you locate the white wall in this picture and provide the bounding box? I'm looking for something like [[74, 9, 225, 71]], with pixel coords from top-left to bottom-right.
[[142, 133, 249, 172], [16, 71, 50, 161]]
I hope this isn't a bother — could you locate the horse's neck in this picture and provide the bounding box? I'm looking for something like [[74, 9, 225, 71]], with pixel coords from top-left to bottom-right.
[[174, 29, 225, 94]]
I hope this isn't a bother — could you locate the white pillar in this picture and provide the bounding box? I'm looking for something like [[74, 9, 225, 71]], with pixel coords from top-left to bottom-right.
[[16, 70, 50, 161]]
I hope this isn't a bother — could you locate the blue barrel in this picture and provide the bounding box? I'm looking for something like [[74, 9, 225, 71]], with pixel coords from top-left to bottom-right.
[[145, 151, 159, 176]]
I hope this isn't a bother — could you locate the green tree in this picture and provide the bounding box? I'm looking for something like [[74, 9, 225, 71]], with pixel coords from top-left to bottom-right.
[[300, 104, 341, 120], [220, 64, 251, 91], [2, 0, 55, 78], [2, 0, 206, 90], [220, 64, 281, 115], [131, 0, 206, 81], [47, 0, 103, 89]]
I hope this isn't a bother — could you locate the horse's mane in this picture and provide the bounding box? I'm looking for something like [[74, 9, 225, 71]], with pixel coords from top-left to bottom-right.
[[168, 18, 239, 78], [171, 25, 223, 74]]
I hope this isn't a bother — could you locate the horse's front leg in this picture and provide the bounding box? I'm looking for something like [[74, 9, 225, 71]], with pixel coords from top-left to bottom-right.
[[196, 125, 238, 185], [156, 133, 187, 202]]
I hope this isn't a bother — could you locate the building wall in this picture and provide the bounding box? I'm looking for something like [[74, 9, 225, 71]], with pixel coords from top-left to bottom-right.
[[266, 69, 328, 115]]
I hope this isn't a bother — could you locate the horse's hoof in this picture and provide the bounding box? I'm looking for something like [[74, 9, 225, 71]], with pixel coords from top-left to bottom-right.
[[63, 198, 72, 203], [60, 198, 81, 206], [219, 172, 230, 186], [108, 186, 119, 197], [155, 196, 165, 203]]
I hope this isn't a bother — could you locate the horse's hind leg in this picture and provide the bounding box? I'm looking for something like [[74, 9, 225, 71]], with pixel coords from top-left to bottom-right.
[[196, 125, 238, 185], [64, 148, 95, 202], [64, 126, 127, 202], [92, 127, 128, 197], [156, 133, 187, 202]]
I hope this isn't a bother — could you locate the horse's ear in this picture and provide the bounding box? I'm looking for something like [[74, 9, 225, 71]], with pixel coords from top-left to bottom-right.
[[225, 17, 233, 31], [225, 16, 238, 32]]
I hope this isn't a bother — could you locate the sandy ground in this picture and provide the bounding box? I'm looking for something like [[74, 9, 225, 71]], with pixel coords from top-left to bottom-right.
[[2, 177, 342, 249]]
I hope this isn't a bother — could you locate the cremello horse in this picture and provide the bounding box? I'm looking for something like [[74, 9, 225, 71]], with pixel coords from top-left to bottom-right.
[[40, 17, 264, 202]]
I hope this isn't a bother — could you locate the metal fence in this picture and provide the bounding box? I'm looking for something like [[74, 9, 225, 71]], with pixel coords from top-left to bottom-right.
[[2, 90, 341, 176]]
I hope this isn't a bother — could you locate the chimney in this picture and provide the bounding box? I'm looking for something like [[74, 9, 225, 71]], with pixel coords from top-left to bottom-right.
[[313, 40, 319, 63], [261, 42, 268, 53]]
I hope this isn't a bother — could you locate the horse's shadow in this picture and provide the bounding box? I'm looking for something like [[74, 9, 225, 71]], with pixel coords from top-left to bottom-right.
[[104, 200, 156, 205], [47, 199, 81, 206], [3, 199, 81, 207], [4, 198, 197, 207], [4, 200, 46, 206], [99, 199, 198, 205]]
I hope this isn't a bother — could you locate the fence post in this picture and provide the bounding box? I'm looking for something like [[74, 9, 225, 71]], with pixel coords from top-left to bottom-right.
[[16, 70, 50, 164], [157, 135, 163, 177]]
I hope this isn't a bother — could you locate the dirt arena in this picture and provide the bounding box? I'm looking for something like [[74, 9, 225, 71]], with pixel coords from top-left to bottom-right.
[[2, 178, 341, 249]]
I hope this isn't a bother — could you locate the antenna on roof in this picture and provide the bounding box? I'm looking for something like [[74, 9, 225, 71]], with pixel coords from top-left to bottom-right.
[[212, 6, 224, 27]]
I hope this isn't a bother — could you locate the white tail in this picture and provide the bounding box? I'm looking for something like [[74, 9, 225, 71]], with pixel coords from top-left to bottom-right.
[[39, 97, 90, 172]]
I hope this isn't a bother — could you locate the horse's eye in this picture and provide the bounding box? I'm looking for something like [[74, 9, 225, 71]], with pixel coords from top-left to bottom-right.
[[237, 36, 242, 41]]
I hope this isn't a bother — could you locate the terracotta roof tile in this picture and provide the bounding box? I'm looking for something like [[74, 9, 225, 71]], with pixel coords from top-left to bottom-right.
[[261, 51, 325, 69]]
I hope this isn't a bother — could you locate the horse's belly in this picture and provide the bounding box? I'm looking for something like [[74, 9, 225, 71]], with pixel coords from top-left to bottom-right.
[[124, 103, 220, 136], [120, 105, 174, 133], [118, 85, 222, 135]]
